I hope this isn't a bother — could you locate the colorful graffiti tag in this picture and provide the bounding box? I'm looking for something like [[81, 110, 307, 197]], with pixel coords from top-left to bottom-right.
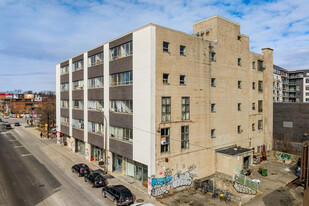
[[172, 171, 192, 189], [151, 176, 173, 187]]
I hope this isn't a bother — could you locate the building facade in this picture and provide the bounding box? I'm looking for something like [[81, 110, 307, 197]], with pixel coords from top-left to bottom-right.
[[56, 16, 273, 193], [273, 65, 289, 102]]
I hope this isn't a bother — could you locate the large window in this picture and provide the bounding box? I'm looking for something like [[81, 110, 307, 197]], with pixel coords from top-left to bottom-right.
[[88, 100, 103, 111], [88, 76, 104, 88], [73, 80, 84, 90], [72, 119, 84, 129], [72, 59, 84, 72], [258, 60, 264, 71], [163, 42, 169, 52], [258, 100, 263, 112], [73, 100, 83, 109], [110, 41, 133, 61], [88, 52, 104, 67], [161, 128, 170, 153], [61, 83, 69, 91], [60, 117, 69, 126], [61, 65, 69, 75], [61, 100, 69, 108], [88, 122, 103, 134], [110, 126, 133, 143], [258, 81, 263, 92], [110, 100, 132, 113], [110, 71, 132, 86], [181, 126, 189, 149], [182, 97, 190, 120], [162, 97, 171, 122], [258, 120, 263, 132]]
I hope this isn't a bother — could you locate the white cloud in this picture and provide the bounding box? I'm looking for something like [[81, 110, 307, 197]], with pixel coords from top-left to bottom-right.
[[1, 0, 309, 91]]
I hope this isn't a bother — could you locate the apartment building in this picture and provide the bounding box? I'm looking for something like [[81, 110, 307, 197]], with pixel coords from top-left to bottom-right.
[[273, 65, 289, 102], [56, 15, 273, 194], [273, 66, 309, 103]]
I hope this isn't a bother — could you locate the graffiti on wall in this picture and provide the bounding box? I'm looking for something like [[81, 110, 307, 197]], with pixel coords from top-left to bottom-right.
[[233, 181, 257, 195], [150, 164, 196, 197], [172, 171, 192, 189], [278, 153, 291, 161]]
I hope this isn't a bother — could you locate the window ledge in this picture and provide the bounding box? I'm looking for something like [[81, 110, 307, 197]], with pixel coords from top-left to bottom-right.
[[88, 87, 104, 90], [109, 55, 132, 62], [88, 131, 103, 136], [88, 62, 104, 68], [109, 84, 132, 88], [110, 136, 133, 144], [72, 127, 84, 131], [72, 68, 84, 72], [163, 51, 170, 54], [180, 84, 186, 86], [163, 82, 170, 85], [110, 111, 133, 115]]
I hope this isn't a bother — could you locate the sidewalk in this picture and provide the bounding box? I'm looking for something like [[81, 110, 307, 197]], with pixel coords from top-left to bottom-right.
[[22, 125, 161, 205]]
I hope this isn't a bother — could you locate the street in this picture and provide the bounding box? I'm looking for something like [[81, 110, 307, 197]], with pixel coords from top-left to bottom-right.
[[0, 119, 109, 206]]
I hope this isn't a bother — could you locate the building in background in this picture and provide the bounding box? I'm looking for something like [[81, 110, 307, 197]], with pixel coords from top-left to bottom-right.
[[56, 15, 273, 193], [273, 67, 309, 103]]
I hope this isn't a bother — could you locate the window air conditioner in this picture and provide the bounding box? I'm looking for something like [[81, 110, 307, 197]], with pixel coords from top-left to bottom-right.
[[206, 28, 210, 34], [200, 30, 204, 35], [161, 139, 168, 145], [263, 65, 266, 69]]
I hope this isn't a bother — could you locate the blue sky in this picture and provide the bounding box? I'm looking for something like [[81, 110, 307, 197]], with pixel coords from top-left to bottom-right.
[[1, 0, 309, 92]]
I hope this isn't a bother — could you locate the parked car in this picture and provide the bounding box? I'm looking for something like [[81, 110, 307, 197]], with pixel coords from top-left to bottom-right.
[[3, 121, 8, 124], [3, 115, 9, 119], [4, 123, 12, 130], [102, 185, 134, 206], [14, 122, 21, 126], [71, 164, 90, 177], [84, 172, 107, 188]]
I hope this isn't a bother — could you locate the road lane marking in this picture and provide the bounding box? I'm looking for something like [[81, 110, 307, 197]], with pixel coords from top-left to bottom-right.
[[21, 154, 32, 157]]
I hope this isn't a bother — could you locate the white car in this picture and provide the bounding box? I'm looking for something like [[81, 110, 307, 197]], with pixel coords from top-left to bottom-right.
[[3, 115, 9, 119]]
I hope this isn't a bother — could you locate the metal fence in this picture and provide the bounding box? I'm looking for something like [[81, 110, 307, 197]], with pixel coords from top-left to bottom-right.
[[233, 173, 259, 190]]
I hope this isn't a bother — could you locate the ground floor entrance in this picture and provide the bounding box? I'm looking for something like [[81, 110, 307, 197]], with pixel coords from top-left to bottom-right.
[[76, 140, 85, 154]]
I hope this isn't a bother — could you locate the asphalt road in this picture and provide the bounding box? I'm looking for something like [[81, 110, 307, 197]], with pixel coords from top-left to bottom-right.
[[0, 116, 107, 206]]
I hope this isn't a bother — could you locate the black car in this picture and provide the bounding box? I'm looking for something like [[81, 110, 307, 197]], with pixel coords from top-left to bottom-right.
[[14, 122, 21, 126], [84, 172, 107, 188], [4, 123, 12, 130], [71, 164, 90, 177], [102, 185, 134, 206]]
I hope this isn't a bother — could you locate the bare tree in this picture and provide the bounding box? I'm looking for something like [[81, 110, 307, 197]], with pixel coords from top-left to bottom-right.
[[39, 103, 56, 136]]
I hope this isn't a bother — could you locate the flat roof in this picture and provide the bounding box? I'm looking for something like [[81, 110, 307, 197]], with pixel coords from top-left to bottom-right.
[[216, 146, 252, 156]]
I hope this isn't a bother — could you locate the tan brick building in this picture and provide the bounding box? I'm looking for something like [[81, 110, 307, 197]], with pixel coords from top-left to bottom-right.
[[56, 15, 273, 195]]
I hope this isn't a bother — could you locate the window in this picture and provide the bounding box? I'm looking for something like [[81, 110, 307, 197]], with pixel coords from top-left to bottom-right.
[[252, 82, 255, 90], [180, 45, 186, 55], [306, 98, 309, 102], [110, 126, 133, 143], [73, 80, 84, 90], [238, 103, 241, 111], [182, 97, 190, 120], [258, 81, 263, 92], [306, 79, 309, 83], [61, 83, 69, 91], [258, 60, 263, 71], [252, 61, 256, 69], [163, 73, 169, 84], [110, 71, 132, 86], [72, 59, 84, 72], [252, 103, 255, 110], [237, 35, 241, 40], [60, 100, 69, 108], [211, 104, 216, 113], [60, 117, 69, 126], [162, 97, 171, 122], [180, 75, 186, 85], [61, 65, 69, 75], [88, 122, 103, 134], [211, 52, 216, 61], [238, 58, 241, 66], [258, 120, 263, 131], [237, 125, 242, 134], [306, 93, 309, 96], [306, 86, 309, 91], [211, 78, 216, 87], [163, 41, 169, 52], [211, 129, 215, 138], [88, 52, 104, 67], [257, 146, 261, 153], [161, 128, 170, 153], [73, 100, 83, 109], [109, 41, 132, 61], [238, 81, 242, 89], [72, 118, 84, 129], [252, 123, 255, 131], [258, 100, 263, 112], [88, 76, 104, 88], [110, 100, 132, 113], [181, 126, 189, 149], [88, 100, 103, 111]]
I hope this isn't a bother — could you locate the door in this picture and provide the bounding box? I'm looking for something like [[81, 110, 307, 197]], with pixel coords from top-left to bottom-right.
[[127, 161, 135, 177]]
